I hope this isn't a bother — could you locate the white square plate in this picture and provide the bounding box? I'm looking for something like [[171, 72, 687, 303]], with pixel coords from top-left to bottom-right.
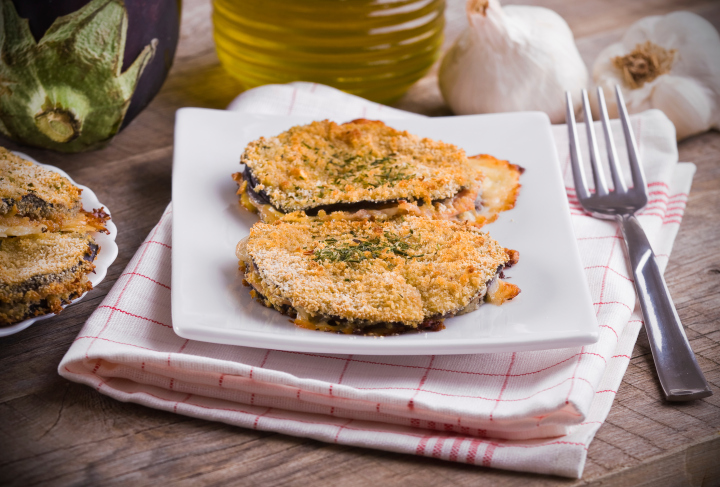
[[171, 108, 598, 355]]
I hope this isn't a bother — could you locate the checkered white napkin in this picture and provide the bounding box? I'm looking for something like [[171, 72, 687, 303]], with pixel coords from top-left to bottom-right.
[[59, 82, 694, 478]]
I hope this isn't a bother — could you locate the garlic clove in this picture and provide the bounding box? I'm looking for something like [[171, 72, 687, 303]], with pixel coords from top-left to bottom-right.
[[439, 0, 587, 124], [652, 75, 714, 140], [621, 15, 663, 48], [590, 43, 628, 119], [591, 11, 720, 140]]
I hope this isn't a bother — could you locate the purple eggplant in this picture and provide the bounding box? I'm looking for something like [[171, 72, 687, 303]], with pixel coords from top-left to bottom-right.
[[0, 0, 180, 152]]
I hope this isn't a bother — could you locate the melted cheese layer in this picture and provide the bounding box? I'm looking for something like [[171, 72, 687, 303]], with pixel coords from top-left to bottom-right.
[[233, 153, 522, 228], [0, 209, 109, 238], [234, 171, 486, 226]]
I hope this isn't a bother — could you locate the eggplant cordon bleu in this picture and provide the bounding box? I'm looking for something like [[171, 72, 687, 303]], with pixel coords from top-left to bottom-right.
[[0, 148, 108, 326], [237, 217, 520, 336], [232, 119, 522, 227], [0, 147, 108, 237]]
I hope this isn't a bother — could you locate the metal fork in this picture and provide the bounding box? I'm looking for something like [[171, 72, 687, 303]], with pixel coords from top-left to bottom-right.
[[566, 86, 712, 402]]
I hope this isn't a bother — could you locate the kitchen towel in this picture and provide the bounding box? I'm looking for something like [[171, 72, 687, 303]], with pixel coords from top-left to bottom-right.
[[60, 82, 692, 478]]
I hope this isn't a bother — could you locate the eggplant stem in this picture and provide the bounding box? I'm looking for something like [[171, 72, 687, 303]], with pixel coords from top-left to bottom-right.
[[34, 109, 81, 143]]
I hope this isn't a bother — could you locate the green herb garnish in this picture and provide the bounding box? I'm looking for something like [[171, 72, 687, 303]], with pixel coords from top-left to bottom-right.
[[313, 232, 423, 264], [312, 150, 413, 189]]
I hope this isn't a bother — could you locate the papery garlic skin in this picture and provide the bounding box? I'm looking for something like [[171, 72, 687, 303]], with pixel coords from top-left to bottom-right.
[[439, 0, 588, 123], [592, 12, 720, 140]]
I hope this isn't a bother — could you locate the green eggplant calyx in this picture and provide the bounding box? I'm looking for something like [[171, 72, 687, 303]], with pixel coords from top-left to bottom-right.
[[35, 108, 80, 143], [0, 0, 157, 153]]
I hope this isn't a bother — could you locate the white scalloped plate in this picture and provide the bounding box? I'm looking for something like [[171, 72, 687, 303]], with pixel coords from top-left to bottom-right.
[[0, 152, 118, 337]]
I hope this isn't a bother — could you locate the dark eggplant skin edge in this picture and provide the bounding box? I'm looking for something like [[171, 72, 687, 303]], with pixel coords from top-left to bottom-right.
[[1, 194, 58, 220], [2, 286, 87, 326], [243, 165, 467, 216], [1, 239, 98, 296], [243, 260, 505, 336], [10, 0, 181, 131]]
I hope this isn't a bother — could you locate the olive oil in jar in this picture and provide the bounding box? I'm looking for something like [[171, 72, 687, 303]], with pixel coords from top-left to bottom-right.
[[213, 0, 445, 104]]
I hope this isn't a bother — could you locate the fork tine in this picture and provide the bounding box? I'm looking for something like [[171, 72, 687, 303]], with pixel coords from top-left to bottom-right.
[[566, 92, 590, 201], [582, 89, 609, 197], [596, 86, 627, 194], [615, 86, 647, 195]]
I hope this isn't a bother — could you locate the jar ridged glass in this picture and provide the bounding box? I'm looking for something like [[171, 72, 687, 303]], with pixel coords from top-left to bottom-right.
[[212, 0, 445, 104]]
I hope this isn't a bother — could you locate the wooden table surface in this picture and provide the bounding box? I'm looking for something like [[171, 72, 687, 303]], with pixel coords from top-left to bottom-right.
[[2, 0, 719, 485]]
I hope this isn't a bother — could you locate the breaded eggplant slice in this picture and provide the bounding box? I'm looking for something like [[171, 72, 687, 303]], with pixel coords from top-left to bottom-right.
[[236, 216, 520, 336], [0, 147, 109, 237], [233, 119, 488, 225], [0, 232, 98, 326]]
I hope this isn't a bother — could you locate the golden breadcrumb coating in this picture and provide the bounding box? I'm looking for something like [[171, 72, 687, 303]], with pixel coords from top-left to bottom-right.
[[237, 216, 519, 333], [240, 119, 483, 213], [0, 147, 109, 237], [0, 147, 81, 211], [0, 233, 97, 326]]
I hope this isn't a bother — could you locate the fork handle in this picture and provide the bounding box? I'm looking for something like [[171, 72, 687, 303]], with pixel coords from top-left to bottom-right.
[[618, 215, 712, 401]]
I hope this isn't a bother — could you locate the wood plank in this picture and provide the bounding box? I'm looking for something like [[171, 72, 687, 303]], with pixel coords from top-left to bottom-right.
[[0, 0, 718, 485]]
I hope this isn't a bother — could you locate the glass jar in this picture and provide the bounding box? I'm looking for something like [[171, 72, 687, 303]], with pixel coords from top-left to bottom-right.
[[212, 0, 445, 104]]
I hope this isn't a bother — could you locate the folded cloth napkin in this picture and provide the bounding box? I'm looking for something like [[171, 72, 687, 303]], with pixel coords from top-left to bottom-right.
[[59, 82, 694, 478]]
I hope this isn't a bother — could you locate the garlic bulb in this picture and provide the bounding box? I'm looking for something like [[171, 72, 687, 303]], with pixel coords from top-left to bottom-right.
[[439, 0, 588, 123], [592, 12, 720, 140]]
